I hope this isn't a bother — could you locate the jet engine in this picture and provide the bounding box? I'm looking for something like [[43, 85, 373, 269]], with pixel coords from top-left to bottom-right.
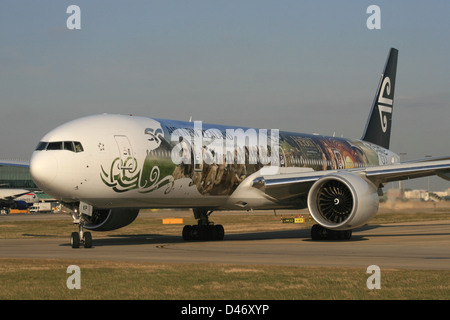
[[82, 208, 140, 231], [307, 172, 379, 232]]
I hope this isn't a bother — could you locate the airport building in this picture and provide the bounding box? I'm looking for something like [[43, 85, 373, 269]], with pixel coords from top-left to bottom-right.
[[0, 160, 36, 189], [0, 160, 56, 213]]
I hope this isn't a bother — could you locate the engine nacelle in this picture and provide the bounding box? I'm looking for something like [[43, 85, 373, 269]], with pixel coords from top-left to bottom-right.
[[307, 172, 379, 230], [83, 208, 139, 231]]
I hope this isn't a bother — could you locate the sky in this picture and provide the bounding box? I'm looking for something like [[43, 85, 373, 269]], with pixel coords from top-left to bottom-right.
[[1, 0, 449, 190]]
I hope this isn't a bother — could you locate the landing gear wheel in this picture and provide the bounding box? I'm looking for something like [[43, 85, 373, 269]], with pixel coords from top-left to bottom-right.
[[311, 224, 327, 240], [182, 224, 225, 241], [214, 225, 225, 241], [70, 231, 93, 248], [71, 232, 80, 248], [182, 208, 225, 241], [343, 229, 352, 240], [70, 208, 94, 248], [182, 225, 193, 241], [83, 232, 92, 248], [311, 224, 352, 240]]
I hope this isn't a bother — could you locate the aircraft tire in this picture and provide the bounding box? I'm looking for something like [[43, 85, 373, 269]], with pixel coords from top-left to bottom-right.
[[311, 224, 327, 240], [182, 225, 193, 241], [311, 224, 352, 240], [214, 225, 225, 240], [71, 232, 80, 248], [84, 232, 92, 248], [182, 224, 225, 241], [343, 229, 352, 240]]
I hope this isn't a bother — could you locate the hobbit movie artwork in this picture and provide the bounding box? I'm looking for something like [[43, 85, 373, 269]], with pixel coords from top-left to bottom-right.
[[100, 119, 384, 196]]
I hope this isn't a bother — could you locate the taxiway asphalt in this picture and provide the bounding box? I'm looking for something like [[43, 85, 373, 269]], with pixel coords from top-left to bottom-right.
[[1, 219, 449, 270]]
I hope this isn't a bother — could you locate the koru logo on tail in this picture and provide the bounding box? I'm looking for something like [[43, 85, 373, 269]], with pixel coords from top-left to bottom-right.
[[377, 76, 393, 133]]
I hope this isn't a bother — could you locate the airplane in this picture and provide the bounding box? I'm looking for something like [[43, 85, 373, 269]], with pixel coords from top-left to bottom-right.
[[0, 189, 38, 213], [29, 48, 450, 248], [0, 160, 38, 213]]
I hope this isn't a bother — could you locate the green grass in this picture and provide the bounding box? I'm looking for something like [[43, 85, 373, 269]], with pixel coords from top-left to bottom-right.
[[371, 211, 450, 224], [1, 258, 449, 300]]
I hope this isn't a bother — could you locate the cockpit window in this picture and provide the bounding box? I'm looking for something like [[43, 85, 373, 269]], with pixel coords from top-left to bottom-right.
[[46, 142, 63, 150], [35, 141, 48, 151], [35, 141, 84, 153], [64, 141, 75, 152], [74, 141, 84, 152]]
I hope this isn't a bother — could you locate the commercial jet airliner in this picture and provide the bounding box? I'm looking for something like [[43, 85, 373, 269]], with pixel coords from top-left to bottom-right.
[[30, 48, 450, 248], [0, 160, 38, 212], [0, 189, 37, 211]]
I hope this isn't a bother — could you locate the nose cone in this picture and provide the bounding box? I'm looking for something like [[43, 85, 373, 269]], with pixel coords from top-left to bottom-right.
[[30, 152, 58, 195]]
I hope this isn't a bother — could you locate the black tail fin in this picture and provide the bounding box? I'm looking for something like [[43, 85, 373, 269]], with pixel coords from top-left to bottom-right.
[[362, 48, 398, 149]]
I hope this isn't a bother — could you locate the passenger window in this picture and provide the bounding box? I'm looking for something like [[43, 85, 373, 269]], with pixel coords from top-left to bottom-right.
[[64, 141, 75, 152], [46, 142, 63, 150]]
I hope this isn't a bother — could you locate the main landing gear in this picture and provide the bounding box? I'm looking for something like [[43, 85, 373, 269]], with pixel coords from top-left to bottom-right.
[[182, 208, 225, 241], [70, 208, 92, 248], [311, 224, 352, 240]]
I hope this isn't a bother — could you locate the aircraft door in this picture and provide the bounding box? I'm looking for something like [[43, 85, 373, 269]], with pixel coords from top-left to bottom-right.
[[114, 135, 135, 170], [333, 150, 345, 169]]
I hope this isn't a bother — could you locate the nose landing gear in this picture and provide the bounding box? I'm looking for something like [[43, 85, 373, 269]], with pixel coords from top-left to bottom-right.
[[70, 208, 93, 248]]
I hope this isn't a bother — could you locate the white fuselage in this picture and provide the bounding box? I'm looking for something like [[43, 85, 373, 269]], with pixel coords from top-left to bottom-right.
[[30, 114, 399, 211]]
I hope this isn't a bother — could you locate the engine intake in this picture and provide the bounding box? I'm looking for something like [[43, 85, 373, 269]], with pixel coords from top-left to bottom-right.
[[307, 172, 379, 230], [83, 208, 139, 231]]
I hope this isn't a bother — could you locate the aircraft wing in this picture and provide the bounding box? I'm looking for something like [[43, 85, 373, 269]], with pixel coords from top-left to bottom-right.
[[0, 189, 31, 201], [252, 159, 450, 201], [364, 159, 450, 183]]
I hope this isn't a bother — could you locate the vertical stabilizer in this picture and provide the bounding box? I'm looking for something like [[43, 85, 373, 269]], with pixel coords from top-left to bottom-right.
[[362, 48, 398, 149]]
